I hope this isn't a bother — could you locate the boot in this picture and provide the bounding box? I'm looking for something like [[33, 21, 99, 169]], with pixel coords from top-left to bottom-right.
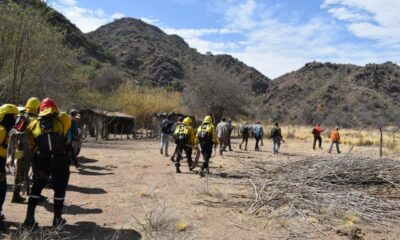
[[160, 148, 163, 155], [239, 144, 242, 150], [199, 168, 204, 177], [52, 213, 66, 228], [11, 187, 26, 203], [23, 204, 38, 230], [0, 218, 7, 232], [188, 161, 194, 171], [176, 166, 181, 173]]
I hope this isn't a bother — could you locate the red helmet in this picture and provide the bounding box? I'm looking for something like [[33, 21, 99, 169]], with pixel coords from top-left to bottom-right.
[[40, 98, 56, 111]]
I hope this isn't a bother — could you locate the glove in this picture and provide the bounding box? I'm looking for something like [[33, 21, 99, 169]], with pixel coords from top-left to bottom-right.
[[15, 150, 24, 159]]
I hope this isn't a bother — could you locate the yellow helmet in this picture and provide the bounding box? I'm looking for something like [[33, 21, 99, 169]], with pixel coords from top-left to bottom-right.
[[203, 115, 212, 124], [183, 117, 192, 125], [0, 104, 19, 121], [25, 97, 40, 115]]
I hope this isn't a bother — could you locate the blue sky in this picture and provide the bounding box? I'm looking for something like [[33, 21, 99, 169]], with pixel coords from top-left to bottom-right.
[[52, 0, 400, 79]]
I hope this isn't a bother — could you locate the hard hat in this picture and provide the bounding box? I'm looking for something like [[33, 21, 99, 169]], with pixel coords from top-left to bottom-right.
[[39, 98, 57, 117], [0, 104, 19, 121], [183, 117, 192, 125], [70, 108, 78, 117], [25, 97, 40, 109], [203, 115, 212, 124]]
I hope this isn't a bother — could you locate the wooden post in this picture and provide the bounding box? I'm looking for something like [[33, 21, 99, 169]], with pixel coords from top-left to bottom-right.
[[379, 127, 383, 157]]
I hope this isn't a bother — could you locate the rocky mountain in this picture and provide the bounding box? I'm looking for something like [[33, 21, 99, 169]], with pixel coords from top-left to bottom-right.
[[263, 61, 400, 127], [11, 0, 115, 64], [88, 18, 270, 94]]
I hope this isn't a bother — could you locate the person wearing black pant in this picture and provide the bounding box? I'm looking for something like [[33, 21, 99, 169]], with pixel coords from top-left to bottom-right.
[[239, 123, 251, 151], [0, 104, 19, 231], [170, 116, 184, 162], [173, 117, 195, 173], [252, 121, 264, 151], [312, 124, 325, 150], [196, 115, 219, 177], [23, 98, 71, 229], [227, 119, 233, 151]]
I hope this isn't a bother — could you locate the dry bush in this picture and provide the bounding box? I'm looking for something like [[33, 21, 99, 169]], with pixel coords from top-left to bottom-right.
[[10, 226, 71, 240], [114, 84, 184, 127], [132, 204, 190, 240], [247, 156, 400, 237]]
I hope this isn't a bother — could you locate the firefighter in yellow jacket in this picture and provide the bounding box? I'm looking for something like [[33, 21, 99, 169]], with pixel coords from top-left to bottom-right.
[[23, 98, 72, 228], [0, 104, 19, 231], [195, 115, 218, 177], [11, 97, 41, 203], [173, 117, 195, 173]]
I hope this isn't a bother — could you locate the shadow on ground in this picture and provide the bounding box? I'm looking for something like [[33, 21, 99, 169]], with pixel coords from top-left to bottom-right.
[[43, 202, 103, 215], [4, 221, 142, 240], [67, 184, 107, 194]]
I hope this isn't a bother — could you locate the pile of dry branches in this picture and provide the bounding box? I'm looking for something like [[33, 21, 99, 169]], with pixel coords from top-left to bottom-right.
[[248, 156, 400, 233]]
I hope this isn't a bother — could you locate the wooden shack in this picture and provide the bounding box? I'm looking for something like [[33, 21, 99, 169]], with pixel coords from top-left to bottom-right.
[[80, 109, 135, 140]]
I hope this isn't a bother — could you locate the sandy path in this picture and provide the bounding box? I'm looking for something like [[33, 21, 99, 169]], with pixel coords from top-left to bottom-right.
[[2, 138, 398, 239]]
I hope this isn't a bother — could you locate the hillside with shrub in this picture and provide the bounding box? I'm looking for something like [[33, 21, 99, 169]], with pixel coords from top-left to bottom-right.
[[88, 18, 270, 95], [263, 61, 400, 127]]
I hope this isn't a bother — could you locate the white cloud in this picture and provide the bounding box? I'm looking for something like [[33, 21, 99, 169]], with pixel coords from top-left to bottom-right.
[[323, 0, 400, 45], [112, 13, 125, 20], [58, 0, 76, 6], [52, 1, 125, 32], [160, 0, 400, 78], [140, 17, 160, 25]]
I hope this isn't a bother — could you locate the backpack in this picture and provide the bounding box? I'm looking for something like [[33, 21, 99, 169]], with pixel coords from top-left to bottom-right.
[[161, 119, 173, 134], [197, 124, 212, 143], [311, 128, 317, 135], [240, 125, 250, 135], [174, 125, 189, 144], [271, 127, 281, 138], [253, 125, 262, 137], [14, 112, 29, 132]]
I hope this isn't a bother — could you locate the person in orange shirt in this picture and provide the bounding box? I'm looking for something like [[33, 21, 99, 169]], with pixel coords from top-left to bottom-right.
[[329, 127, 341, 154]]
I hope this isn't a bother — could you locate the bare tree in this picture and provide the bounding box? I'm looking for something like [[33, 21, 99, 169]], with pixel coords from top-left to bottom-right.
[[183, 64, 251, 122]]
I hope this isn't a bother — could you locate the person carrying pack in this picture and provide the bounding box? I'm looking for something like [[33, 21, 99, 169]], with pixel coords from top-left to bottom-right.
[[252, 121, 264, 151], [0, 104, 19, 231], [239, 122, 251, 151], [23, 98, 72, 229], [270, 122, 284, 154], [170, 116, 184, 162], [216, 118, 229, 155], [312, 123, 325, 150], [195, 115, 218, 177], [160, 115, 173, 157], [9, 97, 41, 204], [173, 117, 195, 173]]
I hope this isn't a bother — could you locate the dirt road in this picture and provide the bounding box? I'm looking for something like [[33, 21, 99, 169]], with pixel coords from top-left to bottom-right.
[[2, 138, 399, 239]]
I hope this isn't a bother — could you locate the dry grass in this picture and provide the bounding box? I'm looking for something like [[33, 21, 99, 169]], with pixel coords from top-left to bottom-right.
[[131, 204, 190, 240], [278, 125, 400, 153], [114, 84, 185, 127]]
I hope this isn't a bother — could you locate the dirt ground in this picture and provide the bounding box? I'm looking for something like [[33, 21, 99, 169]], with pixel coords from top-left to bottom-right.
[[2, 137, 400, 239]]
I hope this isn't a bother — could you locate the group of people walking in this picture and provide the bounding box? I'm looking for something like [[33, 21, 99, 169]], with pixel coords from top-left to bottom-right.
[[0, 97, 81, 231], [160, 115, 218, 177], [159, 116, 287, 176], [312, 124, 341, 153], [160, 116, 343, 176]]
